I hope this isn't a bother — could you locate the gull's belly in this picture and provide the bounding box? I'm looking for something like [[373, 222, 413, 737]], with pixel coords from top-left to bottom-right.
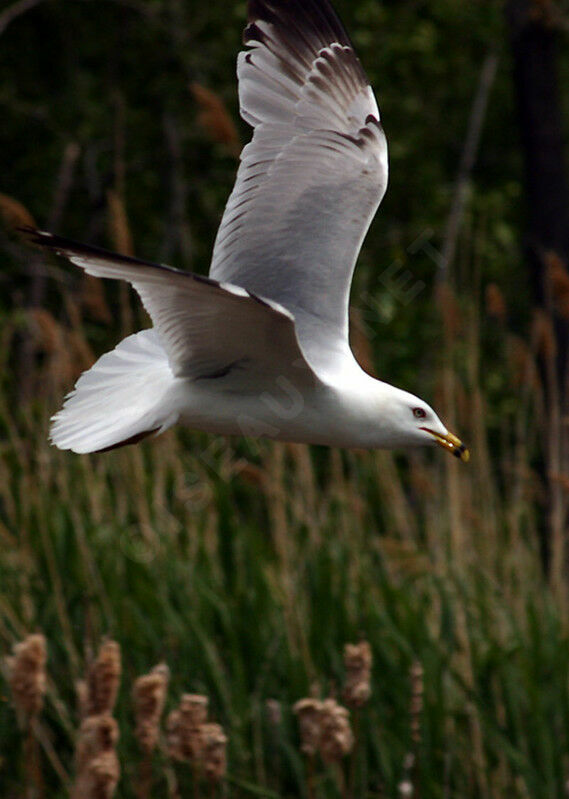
[[168, 374, 383, 449]]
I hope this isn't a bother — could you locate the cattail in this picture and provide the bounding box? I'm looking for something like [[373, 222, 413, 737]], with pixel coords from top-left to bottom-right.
[[342, 641, 372, 709], [293, 698, 323, 757], [410, 661, 424, 746], [485, 282, 507, 322], [86, 640, 121, 717], [190, 83, 241, 156], [532, 309, 557, 361], [72, 641, 122, 799], [166, 694, 209, 763], [200, 722, 228, 784], [0, 191, 36, 230], [6, 633, 47, 722], [265, 698, 282, 728], [133, 663, 170, 754], [73, 714, 120, 799], [318, 699, 354, 764], [546, 251, 569, 319], [75, 714, 119, 773]]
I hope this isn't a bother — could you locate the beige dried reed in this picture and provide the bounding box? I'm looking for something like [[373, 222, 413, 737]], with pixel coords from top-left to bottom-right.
[[166, 693, 228, 789], [342, 641, 372, 709], [72, 640, 122, 799], [294, 696, 354, 763], [318, 698, 354, 764], [6, 633, 47, 723], [73, 714, 120, 799], [190, 82, 241, 157], [6, 634, 47, 799], [166, 693, 209, 763], [133, 663, 170, 754], [86, 640, 121, 717], [293, 698, 323, 757], [132, 663, 170, 799], [199, 722, 228, 784]]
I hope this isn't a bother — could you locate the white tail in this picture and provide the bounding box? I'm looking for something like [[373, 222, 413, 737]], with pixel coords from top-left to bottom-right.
[[50, 330, 178, 453]]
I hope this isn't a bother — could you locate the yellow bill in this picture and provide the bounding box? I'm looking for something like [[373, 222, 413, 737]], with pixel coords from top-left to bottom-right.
[[422, 429, 470, 462]]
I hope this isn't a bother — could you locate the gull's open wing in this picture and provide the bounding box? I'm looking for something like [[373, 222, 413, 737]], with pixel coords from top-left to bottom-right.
[[23, 229, 316, 390], [209, 0, 388, 379]]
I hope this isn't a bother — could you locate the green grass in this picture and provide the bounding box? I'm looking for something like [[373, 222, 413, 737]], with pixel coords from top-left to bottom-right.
[[1, 307, 568, 799]]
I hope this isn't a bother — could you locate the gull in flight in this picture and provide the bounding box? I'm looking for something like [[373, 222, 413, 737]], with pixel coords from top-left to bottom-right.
[[23, 0, 469, 461]]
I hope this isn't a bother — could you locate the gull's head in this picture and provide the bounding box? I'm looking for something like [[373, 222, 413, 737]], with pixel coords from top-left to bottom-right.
[[376, 386, 470, 462]]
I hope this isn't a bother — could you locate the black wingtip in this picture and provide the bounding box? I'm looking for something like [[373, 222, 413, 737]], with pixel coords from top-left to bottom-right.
[[17, 225, 54, 248], [245, 0, 367, 86]]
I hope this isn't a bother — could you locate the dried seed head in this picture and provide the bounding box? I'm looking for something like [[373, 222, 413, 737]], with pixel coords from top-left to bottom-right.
[[200, 722, 228, 784], [265, 699, 282, 728], [166, 709, 183, 761], [76, 714, 120, 770], [166, 694, 209, 763], [73, 750, 120, 799], [485, 282, 507, 321], [410, 661, 424, 746], [190, 83, 241, 157], [293, 698, 323, 757], [532, 309, 556, 362], [87, 641, 121, 716], [76, 679, 89, 721], [318, 699, 354, 764], [133, 663, 170, 754], [73, 714, 120, 799], [343, 641, 372, 709], [6, 633, 47, 721]]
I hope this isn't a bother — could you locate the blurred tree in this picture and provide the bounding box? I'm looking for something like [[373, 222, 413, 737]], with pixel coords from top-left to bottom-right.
[[506, 0, 569, 584]]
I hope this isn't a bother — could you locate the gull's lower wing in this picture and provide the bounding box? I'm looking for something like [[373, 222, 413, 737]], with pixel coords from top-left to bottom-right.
[[22, 228, 317, 388], [209, 0, 388, 379]]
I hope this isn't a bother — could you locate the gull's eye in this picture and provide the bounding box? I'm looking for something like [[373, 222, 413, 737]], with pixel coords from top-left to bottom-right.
[[413, 407, 427, 420]]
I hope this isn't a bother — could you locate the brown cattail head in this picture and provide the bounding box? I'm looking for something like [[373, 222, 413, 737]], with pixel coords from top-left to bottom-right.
[[6, 633, 47, 722], [293, 698, 323, 757], [200, 722, 228, 784], [343, 641, 373, 709], [485, 283, 507, 322], [546, 251, 569, 319], [532, 309, 557, 362], [133, 663, 170, 754], [166, 694, 209, 763], [318, 698, 354, 764], [75, 714, 119, 770], [0, 192, 36, 231], [87, 641, 121, 717], [73, 714, 120, 799], [74, 751, 120, 799], [410, 661, 424, 746], [190, 83, 241, 157]]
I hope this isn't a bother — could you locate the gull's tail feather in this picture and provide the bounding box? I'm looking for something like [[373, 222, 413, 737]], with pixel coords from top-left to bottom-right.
[[51, 329, 178, 454]]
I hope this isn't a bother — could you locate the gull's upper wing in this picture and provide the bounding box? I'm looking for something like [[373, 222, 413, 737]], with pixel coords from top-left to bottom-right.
[[209, 0, 388, 378]]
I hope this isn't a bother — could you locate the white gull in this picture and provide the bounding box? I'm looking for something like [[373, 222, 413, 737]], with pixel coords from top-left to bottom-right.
[[23, 0, 469, 462]]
